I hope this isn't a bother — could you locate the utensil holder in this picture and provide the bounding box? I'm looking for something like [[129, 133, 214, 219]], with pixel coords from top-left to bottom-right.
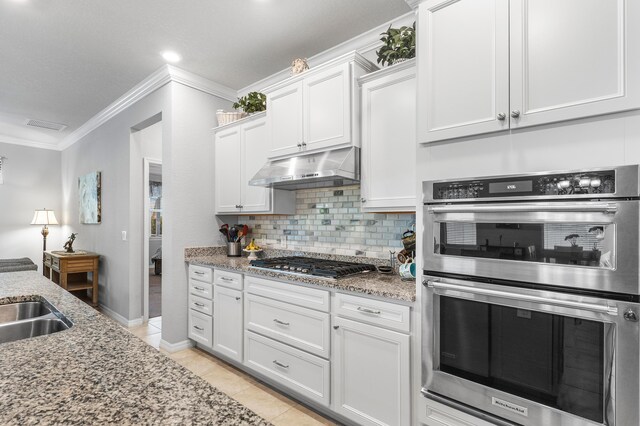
[[226, 242, 242, 257]]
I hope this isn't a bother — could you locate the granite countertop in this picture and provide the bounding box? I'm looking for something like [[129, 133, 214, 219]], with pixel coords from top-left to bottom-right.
[[185, 248, 416, 303], [0, 271, 270, 426]]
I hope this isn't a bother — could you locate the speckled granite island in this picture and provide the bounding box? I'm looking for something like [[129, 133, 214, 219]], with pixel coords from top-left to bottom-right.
[[184, 247, 416, 303], [0, 271, 270, 426]]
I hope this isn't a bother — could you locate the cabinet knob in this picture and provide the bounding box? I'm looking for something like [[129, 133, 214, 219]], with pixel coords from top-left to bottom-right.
[[297, 143, 302, 148], [497, 113, 506, 121], [333, 325, 339, 330], [235, 296, 241, 301], [361, 198, 366, 203], [511, 110, 521, 118], [301, 142, 307, 147]]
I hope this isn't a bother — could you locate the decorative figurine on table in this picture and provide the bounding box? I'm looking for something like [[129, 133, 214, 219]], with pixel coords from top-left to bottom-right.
[[63, 233, 78, 253]]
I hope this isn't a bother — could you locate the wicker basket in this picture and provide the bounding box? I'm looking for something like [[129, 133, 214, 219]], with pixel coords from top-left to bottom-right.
[[216, 110, 248, 126]]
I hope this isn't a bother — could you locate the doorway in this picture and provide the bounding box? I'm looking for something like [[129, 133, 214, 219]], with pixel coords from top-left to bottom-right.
[[146, 161, 162, 319]]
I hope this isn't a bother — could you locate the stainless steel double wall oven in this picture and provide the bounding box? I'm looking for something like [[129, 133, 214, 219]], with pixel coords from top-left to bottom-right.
[[422, 166, 640, 426]]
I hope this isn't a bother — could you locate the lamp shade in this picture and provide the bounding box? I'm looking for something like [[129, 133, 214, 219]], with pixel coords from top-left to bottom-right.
[[31, 209, 59, 225]]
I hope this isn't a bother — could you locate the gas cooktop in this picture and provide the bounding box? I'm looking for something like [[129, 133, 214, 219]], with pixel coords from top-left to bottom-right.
[[249, 256, 377, 280]]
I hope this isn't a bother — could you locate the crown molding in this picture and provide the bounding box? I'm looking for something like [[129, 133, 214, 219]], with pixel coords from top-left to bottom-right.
[[357, 58, 416, 86], [405, 0, 421, 10], [57, 65, 236, 151], [0, 134, 60, 151], [237, 11, 415, 96]]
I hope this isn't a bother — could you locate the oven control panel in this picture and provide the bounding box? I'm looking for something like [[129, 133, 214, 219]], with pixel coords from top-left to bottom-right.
[[433, 170, 615, 200]]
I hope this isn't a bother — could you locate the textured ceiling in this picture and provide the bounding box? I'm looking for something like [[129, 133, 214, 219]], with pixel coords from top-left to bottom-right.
[[0, 0, 410, 148]]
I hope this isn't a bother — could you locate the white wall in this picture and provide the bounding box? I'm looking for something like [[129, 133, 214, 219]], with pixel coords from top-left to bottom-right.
[[0, 142, 62, 268]]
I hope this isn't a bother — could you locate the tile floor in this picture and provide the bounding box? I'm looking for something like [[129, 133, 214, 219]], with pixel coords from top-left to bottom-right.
[[128, 319, 337, 426]]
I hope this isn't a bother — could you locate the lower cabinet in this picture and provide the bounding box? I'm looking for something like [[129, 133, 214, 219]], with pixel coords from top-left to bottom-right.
[[332, 316, 411, 426], [213, 285, 244, 362], [188, 309, 213, 348]]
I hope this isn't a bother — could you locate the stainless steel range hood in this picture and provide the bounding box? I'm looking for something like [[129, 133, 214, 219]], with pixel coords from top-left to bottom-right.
[[249, 147, 359, 191]]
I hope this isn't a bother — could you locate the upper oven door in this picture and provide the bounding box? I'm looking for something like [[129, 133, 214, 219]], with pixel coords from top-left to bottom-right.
[[424, 200, 639, 295]]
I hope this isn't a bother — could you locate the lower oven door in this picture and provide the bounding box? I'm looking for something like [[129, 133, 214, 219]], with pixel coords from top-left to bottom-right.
[[422, 276, 640, 426]]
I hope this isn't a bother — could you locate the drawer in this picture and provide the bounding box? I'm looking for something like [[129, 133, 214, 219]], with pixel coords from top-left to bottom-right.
[[188, 309, 213, 348], [333, 292, 411, 333], [189, 264, 213, 283], [52, 257, 60, 268], [214, 269, 243, 290], [189, 293, 213, 316], [245, 331, 330, 406], [421, 397, 496, 426], [189, 280, 213, 300], [246, 294, 330, 358], [245, 276, 329, 312], [44, 253, 52, 265]]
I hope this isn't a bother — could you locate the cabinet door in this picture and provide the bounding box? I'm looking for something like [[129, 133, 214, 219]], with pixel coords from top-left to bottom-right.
[[418, 0, 510, 143], [213, 286, 243, 362], [303, 62, 352, 151], [214, 127, 241, 213], [361, 65, 416, 212], [510, 0, 640, 128], [241, 118, 271, 212], [332, 317, 410, 426], [267, 81, 303, 158]]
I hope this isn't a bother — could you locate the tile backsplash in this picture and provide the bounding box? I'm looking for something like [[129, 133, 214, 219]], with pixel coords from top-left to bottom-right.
[[241, 185, 416, 259]]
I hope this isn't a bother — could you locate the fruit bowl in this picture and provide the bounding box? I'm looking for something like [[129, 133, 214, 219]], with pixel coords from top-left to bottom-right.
[[243, 248, 263, 260]]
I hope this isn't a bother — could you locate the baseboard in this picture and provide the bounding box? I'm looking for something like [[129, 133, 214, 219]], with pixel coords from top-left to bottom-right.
[[160, 339, 193, 353], [100, 304, 144, 327]]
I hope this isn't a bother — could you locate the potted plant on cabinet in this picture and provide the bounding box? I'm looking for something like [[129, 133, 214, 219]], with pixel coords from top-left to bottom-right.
[[376, 22, 416, 67], [233, 91, 267, 114]]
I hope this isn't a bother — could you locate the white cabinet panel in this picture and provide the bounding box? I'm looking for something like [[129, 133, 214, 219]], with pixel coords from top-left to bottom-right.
[[241, 119, 271, 212], [188, 309, 213, 348], [268, 82, 303, 158], [213, 285, 243, 362], [189, 293, 213, 316], [214, 269, 244, 291], [419, 0, 510, 142], [303, 62, 351, 151], [214, 126, 242, 213], [510, 0, 640, 128], [333, 292, 411, 333], [332, 316, 410, 426], [245, 294, 330, 358], [245, 331, 330, 406], [360, 62, 417, 211], [245, 276, 330, 312], [188, 264, 213, 284]]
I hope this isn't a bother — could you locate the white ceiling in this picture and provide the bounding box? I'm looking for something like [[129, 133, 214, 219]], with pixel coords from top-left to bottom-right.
[[0, 0, 410, 149]]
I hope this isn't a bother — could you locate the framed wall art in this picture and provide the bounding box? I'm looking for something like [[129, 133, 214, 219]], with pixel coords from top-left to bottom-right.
[[79, 171, 101, 224]]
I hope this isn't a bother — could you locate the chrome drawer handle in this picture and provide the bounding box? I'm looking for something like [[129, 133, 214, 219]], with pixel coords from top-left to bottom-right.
[[194, 302, 205, 307], [357, 306, 381, 315], [193, 325, 204, 331], [273, 319, 290, 326], [273, 360, 289, 369], [194, 286, 205, 291], [220, 277, 233, 281], [194, 271, 205, 275]]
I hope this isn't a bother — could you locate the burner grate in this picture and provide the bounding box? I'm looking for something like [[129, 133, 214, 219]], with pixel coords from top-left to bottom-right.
[[250, 256, 377, 279]]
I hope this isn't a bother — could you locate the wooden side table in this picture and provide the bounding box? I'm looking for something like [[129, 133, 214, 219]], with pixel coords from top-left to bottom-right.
[[44, 251, 100, 306]]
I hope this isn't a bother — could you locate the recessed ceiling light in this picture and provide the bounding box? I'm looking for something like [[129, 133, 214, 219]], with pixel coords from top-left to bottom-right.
[[161, 51, 181, 63]]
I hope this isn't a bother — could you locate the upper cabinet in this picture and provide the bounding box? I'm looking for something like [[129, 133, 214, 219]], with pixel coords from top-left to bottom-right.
[[359, 60, 416, 212], [214, 113, 295, 215], [418, 0, 640, 143], [264, 52, 376, 159]]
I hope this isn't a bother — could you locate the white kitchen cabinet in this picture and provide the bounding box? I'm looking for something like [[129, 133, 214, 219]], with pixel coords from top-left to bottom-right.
[[265, 52, 375, 159], [332, 316, 411, 426], [189, 309, 213, 348], [418, 0, 640, 143], [359, 60, 417, 212], [213, 285, 243, 362], [214, 113, 295, 215]]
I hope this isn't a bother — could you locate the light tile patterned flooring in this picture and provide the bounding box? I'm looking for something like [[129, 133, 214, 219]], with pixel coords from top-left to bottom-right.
[[128, 319, 337, 426]]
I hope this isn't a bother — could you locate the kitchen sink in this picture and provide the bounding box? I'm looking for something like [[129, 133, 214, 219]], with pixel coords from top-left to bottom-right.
[[0, 298, 72, 345], [0, 301, 53, 324]]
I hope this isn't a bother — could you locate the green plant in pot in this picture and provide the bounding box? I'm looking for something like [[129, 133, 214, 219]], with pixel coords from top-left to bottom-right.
[[233, 91, 267, 114], [376, 22, 416, 67]]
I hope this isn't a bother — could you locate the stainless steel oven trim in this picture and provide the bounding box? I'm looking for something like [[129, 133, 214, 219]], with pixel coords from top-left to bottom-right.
[[423, 164, 639, 203], [422, 276, 639, 426], [428, 202, 619, 214], [424, 199, 639, 295]]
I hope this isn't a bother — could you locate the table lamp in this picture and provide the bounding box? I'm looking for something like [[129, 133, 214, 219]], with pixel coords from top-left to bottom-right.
[[31, 209, 58, 251]]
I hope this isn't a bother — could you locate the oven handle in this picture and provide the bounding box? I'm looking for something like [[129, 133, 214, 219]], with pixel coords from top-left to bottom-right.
[[428, 203, 618, 214], [425, 279, 619, 316]]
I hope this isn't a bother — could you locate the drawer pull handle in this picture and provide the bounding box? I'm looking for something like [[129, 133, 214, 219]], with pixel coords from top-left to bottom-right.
[[193, 325, 204, 331], [194, 286, 205, 291], [273, 360, 289, 369], [357, 307, 381, 315], [194, 302, 205, 307], [220, 277, 233, 281], [273, 319, 290, 326], [194, 271, 205, 275]]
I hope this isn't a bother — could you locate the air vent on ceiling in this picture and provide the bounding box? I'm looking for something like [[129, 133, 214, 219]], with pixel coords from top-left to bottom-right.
[[24, 119, 68, 132]]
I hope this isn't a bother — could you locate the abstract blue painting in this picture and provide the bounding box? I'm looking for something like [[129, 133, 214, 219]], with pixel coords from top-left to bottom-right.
[[78, 171, 101, 224]]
